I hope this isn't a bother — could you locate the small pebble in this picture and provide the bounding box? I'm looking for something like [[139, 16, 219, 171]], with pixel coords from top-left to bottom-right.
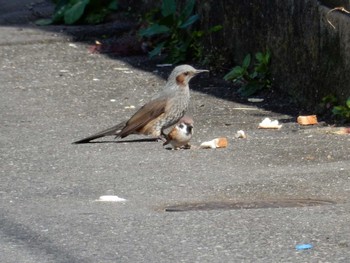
[[125, 105, 135, 109], [114, 67, 130, 71]]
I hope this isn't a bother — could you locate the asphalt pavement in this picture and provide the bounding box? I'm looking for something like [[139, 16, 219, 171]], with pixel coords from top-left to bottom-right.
[[1, 1, 350, 262]]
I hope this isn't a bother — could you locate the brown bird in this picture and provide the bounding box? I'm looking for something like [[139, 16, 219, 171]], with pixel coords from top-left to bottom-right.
[[163, 116, 194, 150], [73, 65, 208, 144]]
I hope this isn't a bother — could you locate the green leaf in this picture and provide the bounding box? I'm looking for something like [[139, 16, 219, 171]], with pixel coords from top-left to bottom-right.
[[54, 0, 69, 12], [179, 14, 199, 28], [192, 30, 204, 38], [51, 3, 70, 23], [332, 106, 346, 115], [64, 0, 89, 24], [322, 95, 338, 104], [255, 52, 263, 62], [139, 24, 170, 37], [242, 54, 251, 69], [346, 97, 350, 108], [255, 51, 271, 64], [35, 18, 53, 26], [161, 0, 176, 17], [249, 71, 258, 79], [180, 0, 195, 20], [149, 42, 166, 57], [208, 24, 223, 33], [255, 63, 268, 74], [224, 66, 244, 81]]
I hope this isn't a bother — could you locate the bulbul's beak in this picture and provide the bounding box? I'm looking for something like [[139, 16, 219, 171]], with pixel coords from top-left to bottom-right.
[[194, 69, 209, 74]]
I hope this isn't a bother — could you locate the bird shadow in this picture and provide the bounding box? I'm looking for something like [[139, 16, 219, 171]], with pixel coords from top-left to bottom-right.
[[73, 138, 193, 151], [75, 138, 161, 144]]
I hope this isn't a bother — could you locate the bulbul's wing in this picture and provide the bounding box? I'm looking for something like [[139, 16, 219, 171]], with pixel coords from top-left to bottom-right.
[[118, 97, 168, 138], [73, 121, 127, 144], [73, 97, 168, 143]]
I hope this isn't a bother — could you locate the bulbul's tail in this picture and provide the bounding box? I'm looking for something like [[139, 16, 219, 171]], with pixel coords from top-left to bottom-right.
[[73, 122, 126, 144]]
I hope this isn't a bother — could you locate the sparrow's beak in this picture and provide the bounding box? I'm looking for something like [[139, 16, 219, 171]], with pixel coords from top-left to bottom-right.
[[187, 125, 194, 133]]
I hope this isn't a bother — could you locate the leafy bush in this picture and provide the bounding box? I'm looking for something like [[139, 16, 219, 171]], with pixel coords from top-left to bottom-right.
[[36, 0, 118, 25], [139, 0, 222, 63], [321, 95, 350, 123], [224, 51, 271, 97], [332, 97, 350, 122]]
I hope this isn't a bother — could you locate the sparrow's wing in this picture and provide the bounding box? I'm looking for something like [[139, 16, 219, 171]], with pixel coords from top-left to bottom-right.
[[162, 129, 175, 146], [118, 97, 167, 138]]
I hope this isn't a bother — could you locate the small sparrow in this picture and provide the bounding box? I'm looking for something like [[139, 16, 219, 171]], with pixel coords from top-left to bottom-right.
[[163, 116, 194, 150]]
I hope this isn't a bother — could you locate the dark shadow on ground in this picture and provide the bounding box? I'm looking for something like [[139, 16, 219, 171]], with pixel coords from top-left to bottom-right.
[[77, 138, 160, 144], [0, 0, 301, 117], [0, 213, 93, 263]]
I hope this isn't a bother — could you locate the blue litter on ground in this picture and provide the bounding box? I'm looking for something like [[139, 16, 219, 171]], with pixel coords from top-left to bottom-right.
[[295, 243, 313, 250]]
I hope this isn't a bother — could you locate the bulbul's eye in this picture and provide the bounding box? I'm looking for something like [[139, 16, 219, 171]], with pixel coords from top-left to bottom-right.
[[183, 71, 189, 76], [179, 124, 184, 129]]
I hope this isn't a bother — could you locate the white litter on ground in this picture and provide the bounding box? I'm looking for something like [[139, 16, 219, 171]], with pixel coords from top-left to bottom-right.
[[248, 98, 264, 103], [68, 43, 78, 48], [258, 118, 282, 129], [235, 130, 247, 139], [96, 195, 127, 202], [200, 138, 228, 149], [156, 64, 173, 67]]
